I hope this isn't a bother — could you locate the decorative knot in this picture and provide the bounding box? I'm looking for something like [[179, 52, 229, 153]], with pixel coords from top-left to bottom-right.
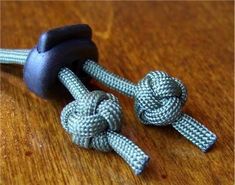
[[61, 90, 122, 152], [134, 71, 187, 126]]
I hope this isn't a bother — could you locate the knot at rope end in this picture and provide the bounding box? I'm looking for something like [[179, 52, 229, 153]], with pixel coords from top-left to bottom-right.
[[134, 71, 187, 126], [134, 71, 217, 151], [61, 90, 149, 174]]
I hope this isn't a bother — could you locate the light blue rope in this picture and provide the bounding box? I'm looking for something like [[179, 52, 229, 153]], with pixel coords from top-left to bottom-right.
[[0, 49, 149, 175], [82, 60, 217, 152], [0, 49, 30, 65]]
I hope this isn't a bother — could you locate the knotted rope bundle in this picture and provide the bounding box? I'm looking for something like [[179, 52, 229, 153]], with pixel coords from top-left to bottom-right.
[[0, 48, 217, 152], [0, 49, 149, 175], [134, 71, 187, 125], [82, 60, 217, 152]]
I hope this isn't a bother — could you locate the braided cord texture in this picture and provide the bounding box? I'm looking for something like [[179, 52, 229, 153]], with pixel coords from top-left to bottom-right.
[[58, 68, 149, 175], [58, 68, 89, 99], [83, 60, 136, 97], [0, 49, 30, 65], [172, 114, 217, 152], [83, 60, 217, 152]]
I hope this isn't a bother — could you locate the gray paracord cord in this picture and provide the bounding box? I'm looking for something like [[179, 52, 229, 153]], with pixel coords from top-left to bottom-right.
[[82, 60, 217, 152], [0, 49, 149, 175]]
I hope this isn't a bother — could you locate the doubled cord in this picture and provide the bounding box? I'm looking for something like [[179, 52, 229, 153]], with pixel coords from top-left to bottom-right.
[[82, 60, 217, 152], [0, 49, 149, 175]]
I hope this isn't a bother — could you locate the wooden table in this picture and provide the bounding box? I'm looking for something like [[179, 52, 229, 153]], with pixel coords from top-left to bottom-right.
[[1, 2, 234, 185]]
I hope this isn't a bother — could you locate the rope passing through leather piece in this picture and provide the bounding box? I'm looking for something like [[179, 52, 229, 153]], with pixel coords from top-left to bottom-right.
[[0, 49, 149, 175], [82, 60, 217, 152]]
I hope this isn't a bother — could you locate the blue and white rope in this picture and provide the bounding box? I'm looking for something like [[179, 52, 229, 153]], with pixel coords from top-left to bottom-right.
[[0, 49, 149, 175]]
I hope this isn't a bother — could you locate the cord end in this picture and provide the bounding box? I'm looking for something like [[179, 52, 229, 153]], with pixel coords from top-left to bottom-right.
[[134, 155, 150, 175], [107, 131, 150, 175], [201, 134, 217, 153], [172, 114, 217, 152]]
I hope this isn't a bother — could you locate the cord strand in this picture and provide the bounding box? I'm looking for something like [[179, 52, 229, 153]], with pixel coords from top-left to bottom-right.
[[83, 60, 136, 97], [0, 49, 30, 65]]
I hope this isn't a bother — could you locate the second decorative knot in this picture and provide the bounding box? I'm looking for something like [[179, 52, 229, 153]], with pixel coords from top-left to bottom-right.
[[134, 71, 188, 125]]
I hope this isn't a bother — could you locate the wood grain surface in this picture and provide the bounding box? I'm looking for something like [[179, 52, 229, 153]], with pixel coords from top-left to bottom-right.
[[0, 1, 234, 185]]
